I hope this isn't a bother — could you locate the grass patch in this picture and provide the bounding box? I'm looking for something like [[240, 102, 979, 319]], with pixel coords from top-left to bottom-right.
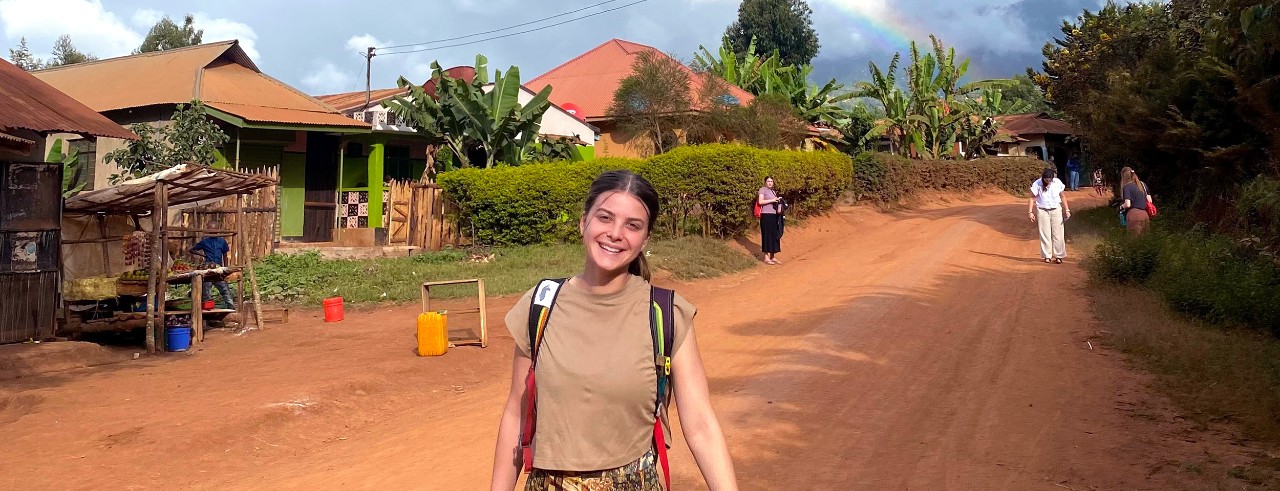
[[1089, 283, 1280, 447], [256, 237, 755, 306], [647, 236, 759, 280]]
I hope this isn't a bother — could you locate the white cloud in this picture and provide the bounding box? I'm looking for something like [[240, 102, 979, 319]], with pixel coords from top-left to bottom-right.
[[347, 34, 389, 54], [302, 61, 357, 94], [193, 13, 260, 60], [0, 0, 141, 57], [131, 8, 163, 28]]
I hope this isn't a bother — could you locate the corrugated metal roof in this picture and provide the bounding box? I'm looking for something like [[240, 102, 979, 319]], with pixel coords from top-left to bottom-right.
[[526, 39, 754, 120], [32, 42, 233, 112], [316, 87, 409, 112], [205, 102, 370, 129], [32, 40, 367, 130], [0, 59, 138, 140], [996, 112, 1073, 136]]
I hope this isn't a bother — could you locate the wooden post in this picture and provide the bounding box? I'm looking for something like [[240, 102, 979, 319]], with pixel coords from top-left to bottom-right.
[[96, 215, 111, 276], [239, 194, 265, 330], [191, 273, 203, 345], [144, 182, 168, 354], [477, 278, 487, 348], [236, 195, 246, 311]]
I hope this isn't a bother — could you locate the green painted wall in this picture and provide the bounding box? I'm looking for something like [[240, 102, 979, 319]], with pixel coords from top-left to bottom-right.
[[578, 145, 595, 161], [212, 147, 231, 169], [280, 152, 306, 237], [411, 158, 427, 180], [341, 155, 370, 188], [367, 142, 385, 222]]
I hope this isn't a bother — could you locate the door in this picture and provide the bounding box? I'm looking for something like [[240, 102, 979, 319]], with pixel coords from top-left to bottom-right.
[[303, 134, 340, 242]]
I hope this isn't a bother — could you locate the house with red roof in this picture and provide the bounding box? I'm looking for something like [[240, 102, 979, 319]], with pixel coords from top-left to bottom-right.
[[526, 39, 755, 158], [992, 112, 1078, 174]]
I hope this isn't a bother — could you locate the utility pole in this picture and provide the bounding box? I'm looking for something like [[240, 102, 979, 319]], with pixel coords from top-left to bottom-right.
[[363, 47, 377, 110]]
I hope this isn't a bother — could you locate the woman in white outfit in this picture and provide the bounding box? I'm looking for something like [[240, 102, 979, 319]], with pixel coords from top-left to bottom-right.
[[1028, 168, 1071, 263]]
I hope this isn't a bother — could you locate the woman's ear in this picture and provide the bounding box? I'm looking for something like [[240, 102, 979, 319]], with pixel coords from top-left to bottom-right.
[[579, 213, 587, 236]]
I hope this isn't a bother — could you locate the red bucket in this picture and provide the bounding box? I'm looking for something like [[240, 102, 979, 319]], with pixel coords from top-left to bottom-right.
[[203, 300, 215, 310], [322, 297, 344, 322]]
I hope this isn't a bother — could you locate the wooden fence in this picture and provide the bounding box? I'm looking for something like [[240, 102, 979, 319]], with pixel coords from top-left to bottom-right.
[[180, 166, 279, 264], [385, 180, 461, 250]]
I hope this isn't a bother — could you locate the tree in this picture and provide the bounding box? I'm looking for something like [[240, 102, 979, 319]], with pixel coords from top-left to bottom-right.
[[136, 14, 203, 53], [47, 35, 97, 67], [383, 55, 553, 168], [724, 0, 820, 66], [8, 37, 44, 71], [607, 51, 695, 156], [695, 35, 854, 127], [996, 74, 1053, 115], [103, 101, 229, 183]]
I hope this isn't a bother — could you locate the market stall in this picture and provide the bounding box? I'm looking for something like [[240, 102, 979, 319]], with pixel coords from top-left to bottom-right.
[[62, 164, 277, 353]]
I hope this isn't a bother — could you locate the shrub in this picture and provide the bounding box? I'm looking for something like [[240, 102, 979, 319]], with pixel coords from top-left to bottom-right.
[[1237, 176, 1280, 253], [1088, 224, 1280, 336], [438, 158, 640, 245], [441, 145, 851, 245], [851, 152, 1046, 205]]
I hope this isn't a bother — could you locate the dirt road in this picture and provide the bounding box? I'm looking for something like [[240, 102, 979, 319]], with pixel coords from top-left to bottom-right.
[[0, 192, 1260, 490]]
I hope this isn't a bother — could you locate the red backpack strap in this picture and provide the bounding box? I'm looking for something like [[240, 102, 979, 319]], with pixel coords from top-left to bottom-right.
[[649, 286, 676, 489], [520, 278, 565, 474]]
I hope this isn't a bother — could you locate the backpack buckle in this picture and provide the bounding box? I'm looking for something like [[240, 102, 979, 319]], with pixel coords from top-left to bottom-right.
[[663, 356, 672, 376]]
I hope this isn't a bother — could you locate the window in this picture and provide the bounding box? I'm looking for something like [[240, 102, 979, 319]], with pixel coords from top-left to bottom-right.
[[384, 145, 414, 181], [68, 139, 96, 191], [386, 111, 400, 126]]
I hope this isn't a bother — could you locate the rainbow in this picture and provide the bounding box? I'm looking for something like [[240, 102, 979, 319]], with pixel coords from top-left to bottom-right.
[[820, 2, 934, 54]]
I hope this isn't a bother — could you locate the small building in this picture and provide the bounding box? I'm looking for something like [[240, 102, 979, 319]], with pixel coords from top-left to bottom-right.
[[0, 58, 138, 344], [32, 41, 380, 244], [316, 66, 601, 162], [526, 39, 755, 158], [993, 112, 1078, 172]]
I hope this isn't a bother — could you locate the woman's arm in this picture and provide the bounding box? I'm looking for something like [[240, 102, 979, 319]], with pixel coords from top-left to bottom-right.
[[757, 193, 781, 205], [1061, 193, 1071, 219], [1027, 197, 1037, 222], [490, 349, 533, 491], [672, 328, 738, 490]]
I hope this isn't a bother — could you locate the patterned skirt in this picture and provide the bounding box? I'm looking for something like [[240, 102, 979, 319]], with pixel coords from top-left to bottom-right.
[[526, 449, 663, 491]]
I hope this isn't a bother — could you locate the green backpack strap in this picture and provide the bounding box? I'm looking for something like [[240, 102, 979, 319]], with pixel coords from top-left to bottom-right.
[[650, 286, 677, 489], [520, 278, 566, 474]]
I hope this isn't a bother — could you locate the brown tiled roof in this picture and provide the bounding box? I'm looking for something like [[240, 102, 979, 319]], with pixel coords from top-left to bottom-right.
[[316, 87, 409, 112], [995, 112, 1072, 136], [33, 40, 367, 130], [526, 39, 754, 121], [0, 58, 138, 140]]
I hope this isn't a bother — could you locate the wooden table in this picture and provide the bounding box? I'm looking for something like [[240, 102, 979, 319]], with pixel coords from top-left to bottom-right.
[[421, 278, 488, 348], [169, 267, 242, 346]]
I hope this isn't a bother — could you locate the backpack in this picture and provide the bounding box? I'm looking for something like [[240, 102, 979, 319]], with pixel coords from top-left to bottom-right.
[[520, 278, 677, 488]]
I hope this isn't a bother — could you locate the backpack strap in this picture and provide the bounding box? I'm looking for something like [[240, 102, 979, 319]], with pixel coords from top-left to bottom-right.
[[520, 278, 565, 474], [650, 286, 676, 490]]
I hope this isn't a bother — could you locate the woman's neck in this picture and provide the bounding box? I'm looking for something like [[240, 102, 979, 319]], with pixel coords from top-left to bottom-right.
[[573, 265, 631, 295]]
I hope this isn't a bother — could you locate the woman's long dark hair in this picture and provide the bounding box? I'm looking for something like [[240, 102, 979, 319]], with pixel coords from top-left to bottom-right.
[[1041, 168, 1056, 191], [584, 170, 659, 281]]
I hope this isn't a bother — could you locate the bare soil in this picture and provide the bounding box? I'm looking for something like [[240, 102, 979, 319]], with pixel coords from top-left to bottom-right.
[[0, 191, 1269, 490]]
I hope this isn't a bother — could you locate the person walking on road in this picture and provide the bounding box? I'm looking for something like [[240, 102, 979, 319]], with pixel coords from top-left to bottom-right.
[[1092, 168, 1106, 197], [758, 177, 784, 265], [1120, 167, 1153, 235], [1067, 154, 1082, 191], [490, 170, 738, 490], [1029, 168, 1071, 263]]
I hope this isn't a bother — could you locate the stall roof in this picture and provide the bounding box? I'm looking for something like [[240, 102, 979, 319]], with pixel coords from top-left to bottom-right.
[[64, 164, 278, 215]]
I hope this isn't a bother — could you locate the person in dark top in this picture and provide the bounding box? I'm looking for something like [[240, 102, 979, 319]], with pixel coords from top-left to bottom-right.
[[190, 221, 235, 309], [1067, 155, 1082, 191], [1120, 167, 1152, 235]]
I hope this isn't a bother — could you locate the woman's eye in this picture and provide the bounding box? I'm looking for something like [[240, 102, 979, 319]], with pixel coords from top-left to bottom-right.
[[627, 223, 642, 231], [597, 214, 611, 222]]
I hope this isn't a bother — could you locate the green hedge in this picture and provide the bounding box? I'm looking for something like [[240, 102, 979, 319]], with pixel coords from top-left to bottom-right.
[[439, 145, 851, 245], [1090, 225, 1280, 336], [852, 152, 1047, 204]]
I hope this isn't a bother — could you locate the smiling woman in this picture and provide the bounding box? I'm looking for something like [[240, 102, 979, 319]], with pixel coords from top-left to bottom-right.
[[489, 170, 740, 490]]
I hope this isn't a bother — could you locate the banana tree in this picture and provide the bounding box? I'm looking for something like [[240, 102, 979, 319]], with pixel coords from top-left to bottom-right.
[[384, 54, 552, 168], [693, 35, 763, 90], [46, 139, 85, 197]]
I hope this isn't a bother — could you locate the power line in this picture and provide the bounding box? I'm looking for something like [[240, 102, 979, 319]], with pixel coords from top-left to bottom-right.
[[378, 0, 624, 51], [377, 0, 647, 56]]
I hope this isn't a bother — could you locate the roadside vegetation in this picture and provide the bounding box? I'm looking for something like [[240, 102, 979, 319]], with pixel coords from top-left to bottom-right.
[[255, 236, 756, 306]]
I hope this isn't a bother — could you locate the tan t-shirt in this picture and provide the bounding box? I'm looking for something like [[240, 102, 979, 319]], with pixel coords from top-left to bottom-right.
[[504, 274, 695, 471]]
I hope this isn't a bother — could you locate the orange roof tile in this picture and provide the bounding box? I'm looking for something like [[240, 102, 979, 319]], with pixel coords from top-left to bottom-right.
[[0, 58, 137, 140], [32, 41, 367, 129], [526, 39, 753, 120]]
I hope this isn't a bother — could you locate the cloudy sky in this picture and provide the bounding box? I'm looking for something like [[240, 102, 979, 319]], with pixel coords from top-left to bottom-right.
[[0, 0, 1110, 97]]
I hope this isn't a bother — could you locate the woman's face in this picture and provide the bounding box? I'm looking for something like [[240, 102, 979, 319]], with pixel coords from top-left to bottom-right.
[[765, 178, 775, 189], [580, 191, 650, 275]]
